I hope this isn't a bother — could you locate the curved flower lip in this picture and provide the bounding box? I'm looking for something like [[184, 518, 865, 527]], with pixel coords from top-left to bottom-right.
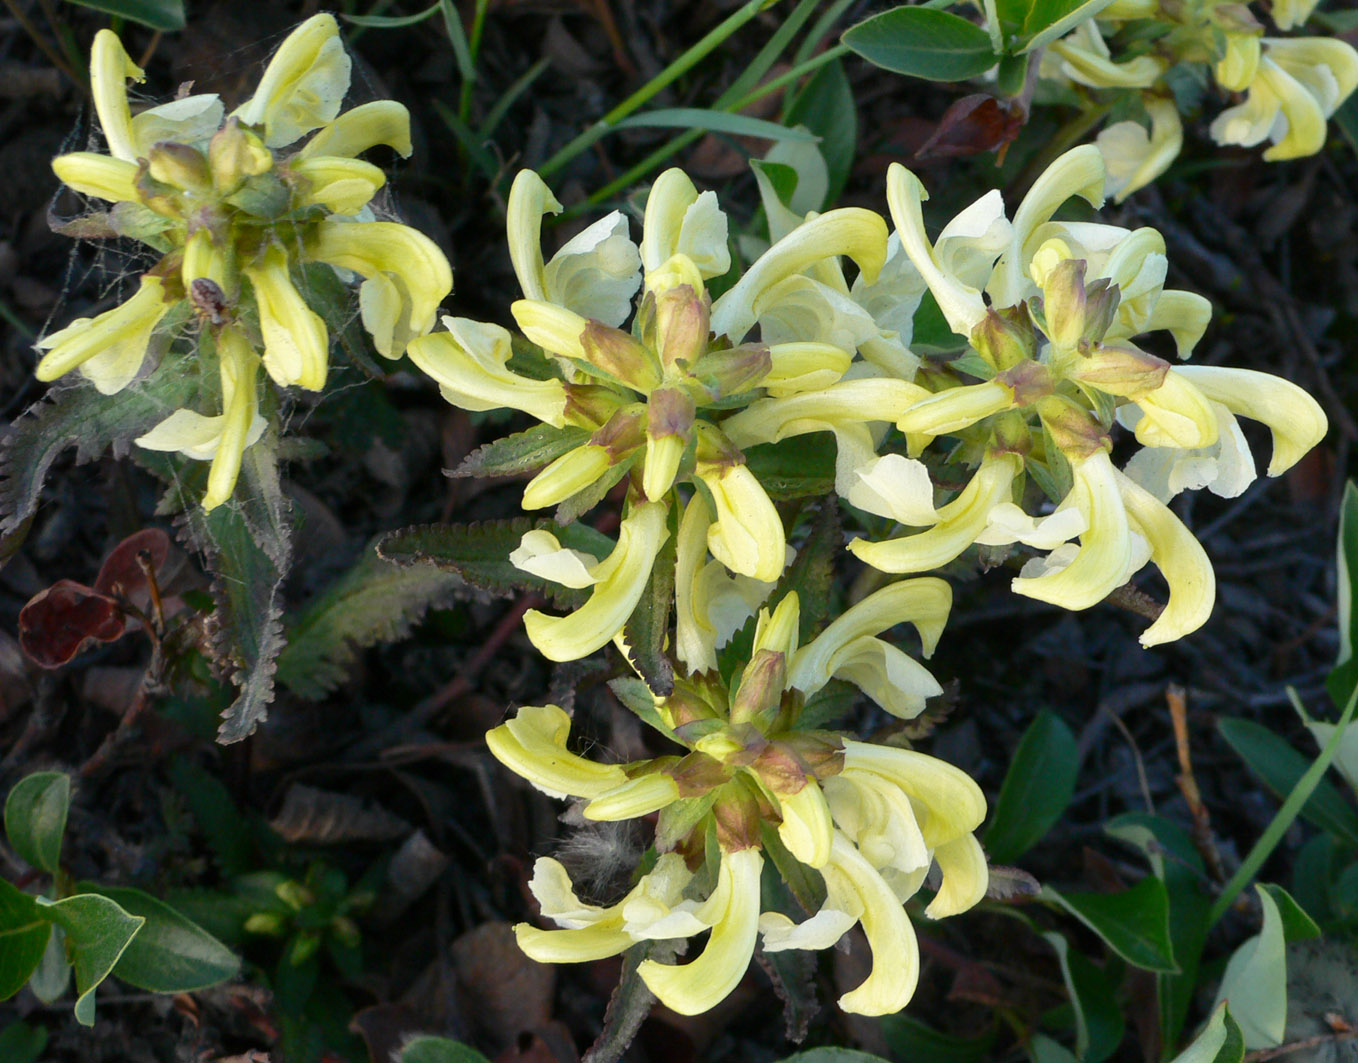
[[788, 577, 952, 696], [51, 153, 141, 203], [895, 379, 1017, 437], [1051, 37, 1165, 89], [848, 454, 940, 527], [823, 831, 921, 1016], [134, 328, 265, 511], [289, 155, 386, 215], [407, 316, 568, 427], [841, 740, 987, 844], [232, 13, 351, 149], [1129, 369, 1219, 450], [36, 274, 171, 394], [1114, 468, 1215, 646], [90, 29, 144, 163], [763, 342, 854, 396], [510, 529, 600, 589], [523, 501, 670, 662], [305, 219, 452, 358], [1098, 96, 1184, 204], [886, 164, 988, 337], [849, 451, 1024, 574], [696, 461, 785, 582], [777, 782, 834, 869], [1172, 365, 1327, 477], [710, 207, 889, 342], [1011, 450, 1133, 612], [486, 703, 629, 800], [641, 168, 731, 280], [720, 378, 930, 450], [584, 773, 681, 821], [637, 846, 763, 1016], [297, 100, 413, 160], [244, 246, 329, 391], [925, 833, 989, 919], [825, 768, 929, 875], [1140, 289, 1212, 360], [507, 169, 564, 304], [1215, 32, 1262, 93]]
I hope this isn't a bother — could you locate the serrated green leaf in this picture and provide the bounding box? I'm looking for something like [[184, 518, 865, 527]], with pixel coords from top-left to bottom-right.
[[880, 1015, 996, 1063], [276, 541, 466, 699], [0, 1020, 47, 1063], [1018, 0, 1122, 53], [378, 519, 615, 609], [623, 508, 676, 697], [180, 441, 291, 744], [1041, 878, 1177, 972], [63, 0, 185, 30], [0, 881, 51, 1000], [985, 711, 1078, 863], [450, 424, 592, 480], [784, 59, 856, 207], [1045, 932, 1125, 1063], [4, 773, 70, 875], [399, 1036, 493, 1063], [36, 894, 144, 1026], [0, 362, 199, 535], [82, 885, 239, 992], [608, 677, 678, 741], [843, 7, 998, 82], [1217, 717, 1358, 847]]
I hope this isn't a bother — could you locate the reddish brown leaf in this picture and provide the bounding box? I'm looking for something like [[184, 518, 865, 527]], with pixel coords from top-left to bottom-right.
[[18, 580, 126, 669], [93, 527, 170, 597], [917, 94, 1026, 161]]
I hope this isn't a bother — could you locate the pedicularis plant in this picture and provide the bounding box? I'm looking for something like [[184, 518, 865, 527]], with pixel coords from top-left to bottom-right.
[[5, 4, 1355, 1061]]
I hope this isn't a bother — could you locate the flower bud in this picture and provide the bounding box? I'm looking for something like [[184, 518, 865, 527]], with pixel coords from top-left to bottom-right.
[[581, 321, 662, 391], [1036, 395, 1111, 459], [644, 388, 695, 500], [209, 118, 272, 194], [1067, 344, 1169, 397], [1038, 258, 1089, 350], [147, 141, 211, 192], [687, 343, 772, 400], [666, 750, 731, 797], [729, 648, 787, 727], [970, 307, 1035, 371]]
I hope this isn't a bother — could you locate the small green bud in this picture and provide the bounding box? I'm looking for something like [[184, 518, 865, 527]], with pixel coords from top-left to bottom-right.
[[146, 142, 211, 192], [686, 343, 772, 401], [971, 307, 1035, 371], [1036, 395, 1111, 459], [729, 649, 787, 727], [209, 118, 273, 194], [653, 284, 711, 370], [243, 912, 287, 937], [275, 880, 313, 911], [580, 321, 662, 392]]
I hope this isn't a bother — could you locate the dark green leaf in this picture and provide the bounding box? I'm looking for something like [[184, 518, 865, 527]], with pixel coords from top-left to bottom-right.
[[180, 441, 291, 743], [63, 0, 186, 30], [0, 363, 199, 535], [450, 424, 592, 480], [1045, 933, 1124, 1063], [0, 881, 51, 1000], [400, 1037, 493, 1063], [4, 772, 70, 875], [984, 711, 1078, 863], [778, 1051, 893, 1063], [1104, 813, 1209, 1045], [1257, 884, 1320, 943], [378, 518, 615, 609], [881, 1014, 996, 1063], [1327, 481, 1358, 706], [341, 1, 440, 27], [623, 508, 676, 697], [1041, 878, 1177, 972], [1018, 0, 1121, 53], [784, 59, 856, 207], [36, 894, 144, 1026], [1217, 717, 1358, 847], [842, 8, 998, 82], [742, 435, 836, 501], [1166, 1003, 1245, 1063], [613, 109, 818, 141], [0, 1021, 47, 1063], [910, 291, 969, 354], [167, 757, 258, 876], [83, 885, 238, 992], [276, 540, 466, 699]]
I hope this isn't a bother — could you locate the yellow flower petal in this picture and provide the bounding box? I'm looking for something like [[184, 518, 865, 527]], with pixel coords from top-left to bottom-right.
[[233, 13, 351, 148], [841, 741, 987, 846], [203, 329, 263, 510], [35, 275, 169, 393], [778, 782, 835, 869], [523, 501, 670, 661], [486, 704, 629, 799], [89, 29, 143, 162], [638, 847, 763, 1015], [506, 169, 562, 304], [641, 168, 730, 280], [298, 100, 413, 159], [585, 773, 681, 821], [244, 247, 329, 390], [721, 378, 930, 449], [696, 462, 785, 582], [289, 155, 385, 215], [924, 833, 989, 918], [51, 153, 141, 203], [407, 316, 568, 426]]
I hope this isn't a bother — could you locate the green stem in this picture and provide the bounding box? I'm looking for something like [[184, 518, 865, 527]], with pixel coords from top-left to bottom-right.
[[1205, 681, 1358, 929], [537, 0, 785, 180], [570, 42, 850, 214], [458, 0, 490, 125]]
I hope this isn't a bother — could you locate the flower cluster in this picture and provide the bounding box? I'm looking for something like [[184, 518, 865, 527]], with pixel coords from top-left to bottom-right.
[[488, 583, 986, 1016], [1037, 1, 1358, 199], [38, 15, 452, 508]]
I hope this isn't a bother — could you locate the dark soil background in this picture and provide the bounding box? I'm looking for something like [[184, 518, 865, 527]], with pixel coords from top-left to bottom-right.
[[0, 1, 1354, 1061]]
